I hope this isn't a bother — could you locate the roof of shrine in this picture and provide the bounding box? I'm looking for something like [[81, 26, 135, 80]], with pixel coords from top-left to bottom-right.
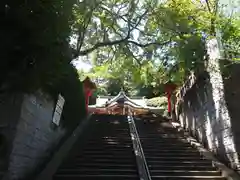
[[106, 90, 143, 108]]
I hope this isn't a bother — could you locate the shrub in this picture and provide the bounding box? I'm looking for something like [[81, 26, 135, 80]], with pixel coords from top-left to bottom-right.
[[146, 96, 168, 108]]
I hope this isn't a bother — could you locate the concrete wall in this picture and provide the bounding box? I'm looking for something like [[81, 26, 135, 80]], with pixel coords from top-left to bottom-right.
[[3, 92, 65, 180], [177, 39, 240, 170]]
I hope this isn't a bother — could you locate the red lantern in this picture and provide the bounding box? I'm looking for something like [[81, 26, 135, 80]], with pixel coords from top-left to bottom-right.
[[82, 77, 97, 113], [164, 81, 177, 116]]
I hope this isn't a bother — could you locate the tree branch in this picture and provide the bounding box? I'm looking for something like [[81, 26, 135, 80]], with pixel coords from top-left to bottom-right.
[[205, 0, 212, 13], [76, 16, 92, 54], [75, 1, 100, 56], [127, 39, 171, 48], [77, 38, 172, 57], [100, 5, 148, 33], [205, 0, 217, 36], [78, 36, 129, 56], [126, 45, 142, 66], [74, 2, 165, 57]]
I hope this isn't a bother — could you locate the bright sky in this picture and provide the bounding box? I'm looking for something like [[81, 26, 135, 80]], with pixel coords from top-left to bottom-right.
[[72, 58, 92, 72]]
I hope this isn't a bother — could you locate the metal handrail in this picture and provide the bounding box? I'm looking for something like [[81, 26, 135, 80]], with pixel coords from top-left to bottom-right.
[[127, 115, 152, 180]]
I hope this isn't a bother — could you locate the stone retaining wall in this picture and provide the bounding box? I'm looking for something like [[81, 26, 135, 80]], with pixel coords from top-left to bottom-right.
[[176, 39, 240, 170], [2, 92, 65, 180]]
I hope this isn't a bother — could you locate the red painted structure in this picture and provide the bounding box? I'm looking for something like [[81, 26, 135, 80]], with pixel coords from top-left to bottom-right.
[[82, 77, 96, 113], [164, 81, 177, 116]]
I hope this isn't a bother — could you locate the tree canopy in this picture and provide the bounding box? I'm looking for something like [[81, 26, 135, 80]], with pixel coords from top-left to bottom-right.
[[74, 0, 239, 96], [1, 0, 76, 93]]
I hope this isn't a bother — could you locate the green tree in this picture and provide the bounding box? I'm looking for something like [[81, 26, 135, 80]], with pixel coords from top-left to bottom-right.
[[82, 0, 239, 97], [1, 0, 77, 93]]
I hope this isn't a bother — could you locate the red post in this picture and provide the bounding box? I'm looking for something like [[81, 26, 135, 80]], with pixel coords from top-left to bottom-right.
[[83, 77, 96, 114], [167, 91, 171, 113], [84, 89, 92, 113], [164, 81, 177, 117]]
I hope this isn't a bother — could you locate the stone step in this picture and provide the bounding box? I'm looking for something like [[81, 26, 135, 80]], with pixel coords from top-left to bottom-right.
[[140, 137, 187, 140], [147, 165, 217, 171], [150, 170, 221, 176], [53, 174, 139, 180], [87, 138, 131, 141], [151, 176, 225, 180], [142, 144, 193, 148], [146, 160, 213, 166], [92, 126, 129, 129], [87, 140, 132, 143], [60, 163, 136, 169], [85, 143, 133, 146], [143, 148, 198, 152], [90, 135, 130, 138], [75, 157, 136, 164], [77, 154, 135, 159], [91, 134, 130, 136], [141, 140, 189, 144], [83, 147, 134, 151], [91, 125, 129, 127], [140, 139, 189, 143], [92, 125, 129, 127], [141, 135, 185, 138], [145, 156, 207, 160], [92, 126, 129, 128], [57, 168, 138, 175], [143, 149, 199, 153], [144, 152, 201, 156], [92, 129, 129, 132], [81, 151, 134, 156], [85, 141, 133, 145], [92, 128, 129, 130], [82, 146, 133, 151]]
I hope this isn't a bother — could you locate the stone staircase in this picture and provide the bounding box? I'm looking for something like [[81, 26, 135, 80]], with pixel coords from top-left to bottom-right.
[[135, 117, 226, 180], [53, 115, 139, 180], [53, 115, 227, 180]]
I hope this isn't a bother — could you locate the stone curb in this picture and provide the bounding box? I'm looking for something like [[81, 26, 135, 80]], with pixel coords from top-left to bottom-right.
[[35, 114, 92, 180]]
